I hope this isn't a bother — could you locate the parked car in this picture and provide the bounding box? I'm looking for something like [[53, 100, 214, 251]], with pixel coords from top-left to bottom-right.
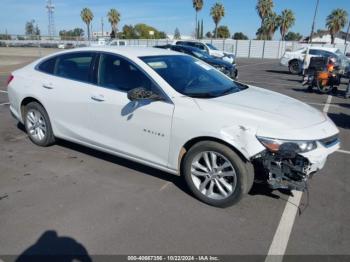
[[7, 47, 340, 207], [280, 46, 350, 75], [155, 44, 238, 79], [174, 40, 235, 64], [57, 43, 75, 49]]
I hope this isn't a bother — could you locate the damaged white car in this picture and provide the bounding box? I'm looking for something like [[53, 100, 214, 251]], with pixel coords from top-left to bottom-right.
[[7, 47, 340, 207]]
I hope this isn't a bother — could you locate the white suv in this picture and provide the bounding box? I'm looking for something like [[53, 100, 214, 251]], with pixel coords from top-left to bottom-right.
[[280, 46, 350, 74], [7, 47, 339, 207]]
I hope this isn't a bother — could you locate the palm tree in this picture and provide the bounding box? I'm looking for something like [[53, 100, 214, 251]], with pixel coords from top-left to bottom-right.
[[262, 12, 279, 40], [326, 9, 348, 44], [210, 2, 225, 39], [108, 8, 121, 39], [256, 0, 274, 26], [278, 9, 295, 40], [81, 8, 94, 41], [193, 0, 204, 39]]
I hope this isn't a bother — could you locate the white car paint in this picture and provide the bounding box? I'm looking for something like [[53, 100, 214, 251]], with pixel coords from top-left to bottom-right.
[[7, 47, 339, 179], [280, 46, 344, 68]]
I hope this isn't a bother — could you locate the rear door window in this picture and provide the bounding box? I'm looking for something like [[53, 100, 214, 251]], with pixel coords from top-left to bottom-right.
[[54, 52, 94, 83]]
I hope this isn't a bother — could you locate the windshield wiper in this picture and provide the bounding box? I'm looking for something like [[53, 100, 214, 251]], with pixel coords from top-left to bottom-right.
[[186, 93, 217, 98]]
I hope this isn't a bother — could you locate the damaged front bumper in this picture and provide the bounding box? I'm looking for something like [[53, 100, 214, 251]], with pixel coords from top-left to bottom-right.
[[255, 135, 340, 191]]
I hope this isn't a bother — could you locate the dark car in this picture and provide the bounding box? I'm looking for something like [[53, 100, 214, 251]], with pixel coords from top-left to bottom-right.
[[155, 44, 238, 79]]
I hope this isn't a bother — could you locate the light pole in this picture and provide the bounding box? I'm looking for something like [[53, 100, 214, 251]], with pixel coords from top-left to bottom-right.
[[309, 0, 320, 44], [345, 20, 350, 45]]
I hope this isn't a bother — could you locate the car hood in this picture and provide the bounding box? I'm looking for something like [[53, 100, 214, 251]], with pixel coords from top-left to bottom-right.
[[195, 86, 326, 130], [203, 57, 233, 68]]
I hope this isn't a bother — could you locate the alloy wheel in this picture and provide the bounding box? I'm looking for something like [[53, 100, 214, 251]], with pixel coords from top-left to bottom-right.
[[191, 151, 237, 200]]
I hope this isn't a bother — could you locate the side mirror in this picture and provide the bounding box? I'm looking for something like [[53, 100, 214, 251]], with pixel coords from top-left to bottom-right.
[[127, 87, 162, 102]]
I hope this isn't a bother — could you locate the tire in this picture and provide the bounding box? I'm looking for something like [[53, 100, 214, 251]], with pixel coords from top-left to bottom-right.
[[24, 102, 55, 147], [289, 60, 301, 75], [182, 141, 253, 208]]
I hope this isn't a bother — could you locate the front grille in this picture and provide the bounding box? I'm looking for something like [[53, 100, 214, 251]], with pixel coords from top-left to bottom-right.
[[319, 135, 340, 148]]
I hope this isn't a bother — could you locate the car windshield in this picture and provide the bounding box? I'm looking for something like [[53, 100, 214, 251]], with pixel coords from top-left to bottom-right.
[[140, 55, 247, 98], [192, 50, 211, 59], [206, 43, 219, 50]]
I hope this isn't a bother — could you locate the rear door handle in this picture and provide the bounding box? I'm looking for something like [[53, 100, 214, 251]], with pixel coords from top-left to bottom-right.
[[42, 84, 54, 90], [91, 94, 105, 102]]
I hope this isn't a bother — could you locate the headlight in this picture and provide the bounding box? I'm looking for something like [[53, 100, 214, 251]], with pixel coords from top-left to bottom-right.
[[213, 65, 226, 72], [257, 136, 317, 153]]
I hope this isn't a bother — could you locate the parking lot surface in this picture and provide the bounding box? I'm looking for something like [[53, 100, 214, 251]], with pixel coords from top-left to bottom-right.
[[0, 50, 349, 259]]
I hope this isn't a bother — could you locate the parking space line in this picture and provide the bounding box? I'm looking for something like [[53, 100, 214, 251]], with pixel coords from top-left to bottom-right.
[[265, 95, 333, 262], [0, 90, 8, 93], [159, 181, 172, 191], [0, 102, 9, 106], [337, 149, 350, 155]]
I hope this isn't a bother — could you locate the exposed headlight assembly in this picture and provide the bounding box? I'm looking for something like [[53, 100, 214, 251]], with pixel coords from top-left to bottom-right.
[[257, 136, 317, 153]]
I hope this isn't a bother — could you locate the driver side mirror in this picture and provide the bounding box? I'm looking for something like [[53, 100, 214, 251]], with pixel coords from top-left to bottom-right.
[[127, 87, 163, 102]]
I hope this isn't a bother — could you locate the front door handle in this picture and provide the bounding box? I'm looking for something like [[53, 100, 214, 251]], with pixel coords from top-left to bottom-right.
[[91, 94, 105, 102], [42, 84, 54, 90]]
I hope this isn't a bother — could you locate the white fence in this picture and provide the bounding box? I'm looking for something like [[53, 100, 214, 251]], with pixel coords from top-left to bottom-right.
[[1, 38, 349, 59]]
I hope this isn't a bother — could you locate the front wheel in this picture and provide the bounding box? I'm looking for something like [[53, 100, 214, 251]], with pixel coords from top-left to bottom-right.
[[182, 141, 253, 208], [289, 60, 301, 75]]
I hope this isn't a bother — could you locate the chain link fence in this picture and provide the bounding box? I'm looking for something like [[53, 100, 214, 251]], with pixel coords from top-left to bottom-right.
[[0, 35, 349, 59]]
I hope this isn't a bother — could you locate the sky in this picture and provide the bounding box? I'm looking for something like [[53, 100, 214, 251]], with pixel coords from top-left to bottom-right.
[[0, 0, 349, 39]]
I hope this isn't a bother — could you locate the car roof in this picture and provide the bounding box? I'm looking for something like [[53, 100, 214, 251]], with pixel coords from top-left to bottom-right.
[[309, 46, 339, 52], [54, 46, 182, 58]]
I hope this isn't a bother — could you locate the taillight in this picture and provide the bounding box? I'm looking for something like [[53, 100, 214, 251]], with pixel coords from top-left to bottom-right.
[[6, 74, 14, 87]]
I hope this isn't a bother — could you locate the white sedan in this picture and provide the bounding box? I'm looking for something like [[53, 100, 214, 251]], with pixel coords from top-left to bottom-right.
[[7, 47, 340, 207]]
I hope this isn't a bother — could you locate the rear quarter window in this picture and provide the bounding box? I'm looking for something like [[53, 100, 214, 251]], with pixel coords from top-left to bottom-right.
[[37, 57, 57, 74]]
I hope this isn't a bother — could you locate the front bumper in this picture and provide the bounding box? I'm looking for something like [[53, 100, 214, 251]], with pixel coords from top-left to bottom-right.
[[258, 135, 340, 191], [300, 136, 340, 174], [280, 57, 289, 67]]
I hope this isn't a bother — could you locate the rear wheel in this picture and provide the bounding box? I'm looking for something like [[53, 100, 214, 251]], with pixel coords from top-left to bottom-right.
[[289, 60, 301, 74], [182, 141, 253, 208], [24, 102, 55, 147]]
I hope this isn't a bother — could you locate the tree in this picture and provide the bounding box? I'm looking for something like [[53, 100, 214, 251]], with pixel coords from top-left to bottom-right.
[[278, 9, 295, 40], [120, 25, 137, 39], [81, 8, 94, 40], [108, 8, 121, 39], [206, 31, 213, 38], [59, 28, 84, 40], [256, 12, 279, 40], [284, 32, 303, 41], [326, 8, 348, 44], [200, 19, 204, 39], [193, 0, 204, 39], [133, 23, 167, 39], [215, 25, 230, 39], [210, 2, 225, 38], [256, 0, 274, 26], [233, 32, 248, 40], [174, 28, 181, 39], [25, 20, 35, 36]]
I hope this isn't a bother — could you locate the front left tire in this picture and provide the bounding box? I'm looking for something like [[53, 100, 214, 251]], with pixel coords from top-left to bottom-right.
[[24, 102, 55, 147], [182, 141, 254, 208]]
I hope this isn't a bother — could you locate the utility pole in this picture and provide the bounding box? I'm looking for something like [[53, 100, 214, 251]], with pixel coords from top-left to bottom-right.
[[101, 17, 104, 37], [345, 20, 350, 45], [309, 0, 320, 44]]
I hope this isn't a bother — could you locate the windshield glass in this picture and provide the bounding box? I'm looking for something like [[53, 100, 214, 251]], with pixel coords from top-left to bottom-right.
[[140, 55, 247, 98], [192, 50, 211, 59], [206, 43, 218, 50]]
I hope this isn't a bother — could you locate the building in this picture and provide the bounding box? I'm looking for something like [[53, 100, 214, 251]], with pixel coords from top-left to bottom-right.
[[311, 30, 349, 44]]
